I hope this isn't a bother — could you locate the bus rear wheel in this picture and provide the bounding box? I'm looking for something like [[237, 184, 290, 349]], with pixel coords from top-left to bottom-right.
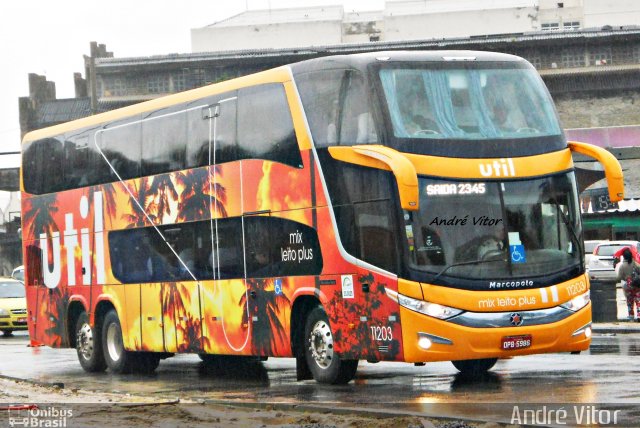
[[451, 358, 498, 376], [76, 312, 106, 372], [102, 309, 159, 374], [304, 306, 358, 384]]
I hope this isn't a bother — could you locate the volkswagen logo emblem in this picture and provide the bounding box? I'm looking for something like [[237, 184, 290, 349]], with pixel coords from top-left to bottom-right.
[[509, 313, 524, 326]]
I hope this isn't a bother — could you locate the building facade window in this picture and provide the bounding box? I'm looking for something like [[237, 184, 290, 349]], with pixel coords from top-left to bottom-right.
[[172, 72, 186, 92], [106, 77, 127, 97], [192, 69, 206, 88], [541, 22, 560, 31], [563, 21, 580, 30], [523, 53, 543, 69], [561, 47, 585, 68], [147, 75, 170, 94], [589, 47, 612, 66]]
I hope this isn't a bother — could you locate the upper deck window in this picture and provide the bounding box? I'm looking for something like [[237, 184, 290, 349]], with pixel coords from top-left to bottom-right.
[[295, 70, 378, 148], [379, 65, 561, 141]]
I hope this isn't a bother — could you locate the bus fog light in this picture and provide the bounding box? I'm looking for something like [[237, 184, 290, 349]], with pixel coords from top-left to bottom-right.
[[572, 323, 592, 337], [418, 337, 432, 350]]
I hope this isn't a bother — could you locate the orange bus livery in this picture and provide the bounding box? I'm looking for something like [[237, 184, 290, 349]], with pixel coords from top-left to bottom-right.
[[20, 51, 623, 384]]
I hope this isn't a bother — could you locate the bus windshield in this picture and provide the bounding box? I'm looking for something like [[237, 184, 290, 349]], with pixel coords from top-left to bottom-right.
[[405, 173, 581, 282], [379, 65, 561, 140]]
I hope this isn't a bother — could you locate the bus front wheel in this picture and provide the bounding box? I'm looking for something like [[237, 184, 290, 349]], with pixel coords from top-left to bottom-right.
[[102, 310, 159, 374], [304, 306, 358, 384], [75, 312, 106, 372], [451, 358, 498, 376]]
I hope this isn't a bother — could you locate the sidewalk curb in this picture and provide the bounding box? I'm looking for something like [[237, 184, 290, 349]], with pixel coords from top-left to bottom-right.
[[592, 323, 640, 334]]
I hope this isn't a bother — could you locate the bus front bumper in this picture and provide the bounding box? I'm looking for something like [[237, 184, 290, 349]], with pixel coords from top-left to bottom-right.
[[400, 303, 592, 363]]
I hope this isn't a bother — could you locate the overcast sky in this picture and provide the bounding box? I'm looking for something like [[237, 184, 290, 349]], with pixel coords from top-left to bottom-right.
[[0, 0, 383, 154]]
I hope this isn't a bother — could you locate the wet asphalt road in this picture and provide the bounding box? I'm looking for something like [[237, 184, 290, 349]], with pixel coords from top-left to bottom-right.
[[1, 331, 640, 425]]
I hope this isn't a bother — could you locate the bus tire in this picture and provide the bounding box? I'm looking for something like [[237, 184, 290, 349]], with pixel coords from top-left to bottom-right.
[[75, 312, 106, 372], [304, 306, 358, 384], [451, 358, 498, 376], [2, 330, 13, 336], [102, 309, 158, 374]]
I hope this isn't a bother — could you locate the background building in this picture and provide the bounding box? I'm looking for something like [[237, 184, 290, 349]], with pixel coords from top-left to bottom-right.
[[191, 0, 640, 52], [14, 2, 640, 258]]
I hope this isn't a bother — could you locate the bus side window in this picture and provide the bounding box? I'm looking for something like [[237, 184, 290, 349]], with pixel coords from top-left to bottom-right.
[[244, 216, 323, 278], [22, 139, 46, 194], [141, 108, 186, 177], [294, 70, 344, 148], [97, 116, 141, 182], [185, 93, 238, 168], [23, 137, 64, 194], [63, 131, 109, 189], [213, 97, 238, 164], [237, 84, 303, 168], [318, 153, 399, 274], [339, 73, 378, 146], [186, 102, 211, 168], [211, 219, 244, 279]]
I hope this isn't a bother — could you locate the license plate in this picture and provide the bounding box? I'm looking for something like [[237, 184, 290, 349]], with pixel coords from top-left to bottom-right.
[[18, 317, 27, 323], [501, 334, 532, 350]]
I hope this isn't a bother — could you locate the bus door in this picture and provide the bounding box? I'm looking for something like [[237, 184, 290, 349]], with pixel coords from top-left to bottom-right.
[[353, 202, 401, 361], [128, 224, 205, 354], [324, 146, 403, 359], [23, 242, 51, 345], [158, 225, 204, 354]]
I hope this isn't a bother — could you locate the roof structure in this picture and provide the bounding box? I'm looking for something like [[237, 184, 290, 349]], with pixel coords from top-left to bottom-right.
[[95, 27, 640, 69], [35, 98, 139, 129], [200, 5, 345, 28]]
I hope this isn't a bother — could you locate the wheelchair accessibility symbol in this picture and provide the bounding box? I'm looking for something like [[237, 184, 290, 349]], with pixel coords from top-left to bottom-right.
[[509, 244, 526, 264]]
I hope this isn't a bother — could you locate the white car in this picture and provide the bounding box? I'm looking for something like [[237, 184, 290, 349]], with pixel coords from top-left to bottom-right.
[[584, 239, 605, 267], [588, 241, 640, 282]]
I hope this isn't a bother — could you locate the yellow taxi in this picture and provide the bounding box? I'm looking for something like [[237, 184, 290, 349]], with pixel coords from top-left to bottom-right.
[[0, 278, 27, 336]]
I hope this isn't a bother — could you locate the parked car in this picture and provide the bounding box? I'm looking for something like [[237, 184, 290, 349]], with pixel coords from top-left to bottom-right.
[[0, 277, 27, 336], [588, 240, 640, 282], [11, 265, 24, 282], [584, 240, 606, 267]]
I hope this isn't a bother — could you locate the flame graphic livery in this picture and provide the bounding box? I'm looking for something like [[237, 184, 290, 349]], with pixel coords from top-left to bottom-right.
[[22, 149, 403, 362]]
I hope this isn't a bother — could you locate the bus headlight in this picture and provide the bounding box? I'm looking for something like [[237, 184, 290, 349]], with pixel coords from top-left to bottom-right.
[[561, 290, 590, 312], [398, 294, 463, 319], [0, 308, 9, 317]]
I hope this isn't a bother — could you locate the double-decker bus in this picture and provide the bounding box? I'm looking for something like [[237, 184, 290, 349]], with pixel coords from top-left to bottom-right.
[[21, 51, 623, 384]]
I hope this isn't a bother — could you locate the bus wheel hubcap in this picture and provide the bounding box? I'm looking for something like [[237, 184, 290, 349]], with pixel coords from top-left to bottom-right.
[[106, 323, 122, 362], [308, 320, 333, 369], [77, 323, 94, 359]]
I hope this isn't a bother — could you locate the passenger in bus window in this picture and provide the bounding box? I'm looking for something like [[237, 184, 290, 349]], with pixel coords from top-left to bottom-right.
[[399, 84, 438, 136], [484, 75, 527, 134]]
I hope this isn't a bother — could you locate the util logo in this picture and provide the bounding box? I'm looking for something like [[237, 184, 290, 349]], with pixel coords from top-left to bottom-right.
[[40, 192, 106, 289], [479, 158, 516, 177]]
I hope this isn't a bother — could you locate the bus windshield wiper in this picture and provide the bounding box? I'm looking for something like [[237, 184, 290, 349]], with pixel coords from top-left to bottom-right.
[[557, 205, 583, 263], [434, 257, 508, 280]]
